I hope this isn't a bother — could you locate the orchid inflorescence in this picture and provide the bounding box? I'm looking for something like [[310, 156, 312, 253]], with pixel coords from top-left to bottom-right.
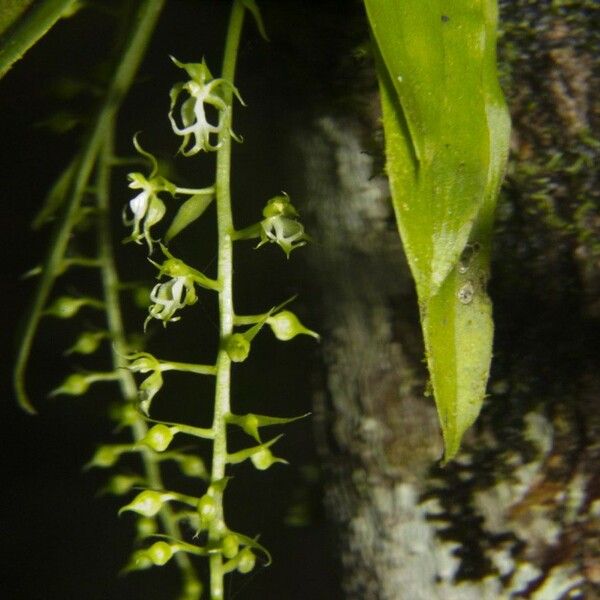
[[15, 1, 316, 596], [107, 38, 318, 596]]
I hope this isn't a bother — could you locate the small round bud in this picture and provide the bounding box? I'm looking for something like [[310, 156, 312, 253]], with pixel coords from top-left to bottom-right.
[[45, 296, 85, 318], [89, 445, 122, 468], [223, 334, 250, 362], [221, 533, 240, 559], [130, 549, 153, 571], [197, 494, 217, 527], [66, 331, 106, 355], [133, 285, 152, 309], [237, 548, 256, 574], [121, 490, 165, 517], [51, 373, 90, 396], [181, 577, 203, 600], [107, 474, 141, 495], [262, 194, 298, 218], [179, 455, 207, 478], [251, 448, 276, 470], [251, 446, 287, 471], [267, 310, 319, 341], [109, 402, 140, 427], [242, 414, 260, 440], [141, 424, 174, 452], [147, 541, 174, 566], [136, 516, 158, 539]]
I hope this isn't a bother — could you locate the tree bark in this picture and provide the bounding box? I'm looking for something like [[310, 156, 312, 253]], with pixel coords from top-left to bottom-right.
[[292, 1, 600, 598]]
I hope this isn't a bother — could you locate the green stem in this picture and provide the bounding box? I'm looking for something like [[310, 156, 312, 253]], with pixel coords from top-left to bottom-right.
[[160, 361, 217, 375], [175, 186, 215, 195], [209, 2, 246, 598], [0, 0, 76, 79], [97, 121, 200, 595], [14, 0, 165, 413]]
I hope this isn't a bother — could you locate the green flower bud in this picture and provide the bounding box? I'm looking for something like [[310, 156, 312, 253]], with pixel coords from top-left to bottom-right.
[[141, 424, 174, 452], [221, 533, 239, 560], [223, 333, 250, 362], [120, 490, 166, 517], [109, 402, 141, 427], [132, 285, 153, 309], [65, 331, 107, 355], [237, 548, 256, 574], [197, 494, 217, 528], [242, 414, 260, 440], [128, 549, 153, 571], [181, 576, 203, 600], [50, 373, 90, 396], [179, 455, 207, 478], [44, 296, 102, 318], [106, 474, 143, 496], [251, 447, 287, 471], [146, 541, 174, 566], [139, 370, 164, 416], [136, 516, 158, 539], [267, 310, 319, 341], [88, 445, 123, 468], [262, 194, 299, 218]]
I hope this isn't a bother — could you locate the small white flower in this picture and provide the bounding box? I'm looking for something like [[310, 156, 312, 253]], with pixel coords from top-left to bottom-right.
[[145, 275, 197, 329], [168, 57, 244, 156], [122, 136, 176, 253], [256, 193, 310, 257], [259, 216, 309, 258]]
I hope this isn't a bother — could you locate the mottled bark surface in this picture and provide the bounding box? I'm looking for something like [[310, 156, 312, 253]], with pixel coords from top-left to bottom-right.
[[291, 1, 599, 598]]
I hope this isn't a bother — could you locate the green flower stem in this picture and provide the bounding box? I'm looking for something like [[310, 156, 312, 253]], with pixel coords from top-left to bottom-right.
[[25, 256, 103, 278], [148, 420, 214, 440], [14, 0, 165, 413], [97, 121, 200, 595], [230, 222, 262, 240], [232, 314, 263, 325], [85, 372, 122, 384], [209, 2, 246, 597], [0, 0, 77, 79], [174, 186, 215, 196], [159, 361, 217, 375]]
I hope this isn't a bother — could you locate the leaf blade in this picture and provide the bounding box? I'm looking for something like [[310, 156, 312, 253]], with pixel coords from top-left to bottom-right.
[[365, 0, 510, 460]]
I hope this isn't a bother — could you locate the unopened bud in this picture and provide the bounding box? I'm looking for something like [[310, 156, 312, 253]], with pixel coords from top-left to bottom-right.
[[267, 310, 319, 341], [251, 447, 286, 471], [197, 494, 217, 527], [237, 548, 256, 574], [120, 490, 166, 517], [146, 541, 174, 566], [141, 424, 174, 452], [221, 533, 239, 559], [223, 334, 250, 362]]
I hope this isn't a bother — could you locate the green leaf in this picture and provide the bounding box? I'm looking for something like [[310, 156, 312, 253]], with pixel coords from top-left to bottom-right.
[[364, 0, 510, 461], [31, 158, 77, 229], [241, 0, 269, 41], [0, 0, 78, 79], [165, 192, 214, 243]]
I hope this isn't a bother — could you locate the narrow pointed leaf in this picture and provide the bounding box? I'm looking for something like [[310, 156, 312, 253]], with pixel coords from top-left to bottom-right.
[[0, 0, 77, 79], [165, 192, 214, 242], [32, 158, 77, 229]]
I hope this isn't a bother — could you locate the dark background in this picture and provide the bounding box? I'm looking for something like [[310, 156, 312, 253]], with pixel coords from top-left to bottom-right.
[[2, 1, 352, 598]]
